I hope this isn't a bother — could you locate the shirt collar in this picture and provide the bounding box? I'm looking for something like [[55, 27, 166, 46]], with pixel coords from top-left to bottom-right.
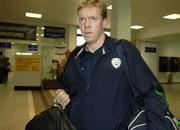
[[75, 34, 116, 59], [101, 35, 116, 54]]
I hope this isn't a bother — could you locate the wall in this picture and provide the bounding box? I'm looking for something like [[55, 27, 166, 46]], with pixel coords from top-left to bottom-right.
[[67, 25, 77, 51], [140, 40, 180, 83], [157, 41, 180, 83], [140, 42, 158, 77]]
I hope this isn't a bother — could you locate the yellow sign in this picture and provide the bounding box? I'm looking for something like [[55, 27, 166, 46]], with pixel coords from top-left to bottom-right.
[[16, 57, 40, 72]]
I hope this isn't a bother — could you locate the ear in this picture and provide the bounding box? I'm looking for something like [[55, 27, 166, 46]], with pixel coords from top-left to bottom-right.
[[103, 18, 108, 28]]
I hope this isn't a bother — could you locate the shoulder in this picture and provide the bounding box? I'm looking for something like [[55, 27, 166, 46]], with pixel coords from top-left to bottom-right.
[[115, 39, 139, 53], [116, 39, 135, 49]]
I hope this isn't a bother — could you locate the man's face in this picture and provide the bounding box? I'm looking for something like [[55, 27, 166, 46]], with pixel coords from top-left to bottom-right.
[[78, 6, 107, 44]]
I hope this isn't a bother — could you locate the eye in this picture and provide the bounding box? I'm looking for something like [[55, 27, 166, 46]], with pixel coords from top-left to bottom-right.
[[79, 17, 85, 22], [91, 16, 97, 21]]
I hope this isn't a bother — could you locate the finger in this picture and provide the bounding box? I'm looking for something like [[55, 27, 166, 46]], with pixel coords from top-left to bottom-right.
[[64, 98, 70, 106], [55, 89, 61, 95], [59, 94, 70, 109], [61, 96, 70, 105], [62, 98, 70, 109], [54, 89, 66, 101], [54, 91, 69, 105], [55, 89, 65, 96], [61, 92, 69, 100]]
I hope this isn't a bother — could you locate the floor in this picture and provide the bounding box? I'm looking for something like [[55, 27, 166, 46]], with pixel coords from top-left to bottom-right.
[[163, 84, 180, 119], [0, 82, 179, 130], [0, 81, 55, 130]]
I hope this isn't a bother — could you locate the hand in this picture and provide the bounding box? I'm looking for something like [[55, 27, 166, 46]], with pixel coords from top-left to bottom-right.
[[54, 89, 70, 109]]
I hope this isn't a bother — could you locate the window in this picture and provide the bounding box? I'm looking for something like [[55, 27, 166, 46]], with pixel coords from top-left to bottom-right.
[[76, 28, 110, 47], [76, 29, 85, 46]]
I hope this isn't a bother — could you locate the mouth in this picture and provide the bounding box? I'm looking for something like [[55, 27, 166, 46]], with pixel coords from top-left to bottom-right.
[[84, 32, 92, 36]]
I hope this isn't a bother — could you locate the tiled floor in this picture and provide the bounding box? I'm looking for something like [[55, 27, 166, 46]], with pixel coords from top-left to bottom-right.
[[0, 82, 56, 130], [0, 82, 179, 130], [0, 83, 31, 130], [163, 84, 180, 119]]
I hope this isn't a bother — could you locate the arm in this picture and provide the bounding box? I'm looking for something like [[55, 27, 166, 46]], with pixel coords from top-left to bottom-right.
[[121, 40, 168, 114], [54, 54, 72, 109]]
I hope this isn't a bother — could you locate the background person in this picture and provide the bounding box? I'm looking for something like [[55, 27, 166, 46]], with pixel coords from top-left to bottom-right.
[[60, 49, 71, 73], [3, 57, 12, 84], [50, 59, 58, 80], [0, 51, 8, 84]]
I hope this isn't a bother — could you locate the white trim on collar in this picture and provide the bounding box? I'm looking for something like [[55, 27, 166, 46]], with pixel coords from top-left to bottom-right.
[[102, 47, 106, 55], [75, 47, 84, 59]]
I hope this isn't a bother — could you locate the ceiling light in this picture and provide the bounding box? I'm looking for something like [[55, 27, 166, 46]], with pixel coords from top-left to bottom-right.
[[16, 52, 33, 55], [107, 5, 112, 10], [163, 13, 180, 20], [31, 43, 37, 45], [131, 25, 144, 30], [41, 27, 45, 30], [25, 12, 42, 18]]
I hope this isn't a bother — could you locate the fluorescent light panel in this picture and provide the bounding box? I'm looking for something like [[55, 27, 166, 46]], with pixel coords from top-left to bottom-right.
[[131, 25, 144, 30], [41, 27, 45, 30], [163, 13, 180, 20], [31, 43, 37, 45], [25, 12, 42, 18], [16, 52, 33, 55], [107, 5, 112, 10]]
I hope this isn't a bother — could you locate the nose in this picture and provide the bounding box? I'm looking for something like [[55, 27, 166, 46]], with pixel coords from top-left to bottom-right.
[[85, 19, 90, 27]]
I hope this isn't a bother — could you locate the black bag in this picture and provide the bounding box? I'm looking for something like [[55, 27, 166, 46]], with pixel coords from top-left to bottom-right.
[[127, 97, 178, 130], [25, 105, 76, 130]]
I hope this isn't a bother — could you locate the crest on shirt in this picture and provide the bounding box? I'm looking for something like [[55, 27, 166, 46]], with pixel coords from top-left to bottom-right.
[[111, 58, 121, 69]]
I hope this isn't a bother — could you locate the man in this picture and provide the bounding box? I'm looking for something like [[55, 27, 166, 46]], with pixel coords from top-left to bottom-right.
[[60, 49, 71, 72], [3, 57, 12, 84], [0, 51, 7, 84], [51, 59, 58, 80], [54, 0, 177, 129]]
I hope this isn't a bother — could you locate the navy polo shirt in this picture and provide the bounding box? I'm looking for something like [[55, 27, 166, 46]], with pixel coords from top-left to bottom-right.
[[62, 35, 150, 129], [61, 35, 168, 130], [78, 45, 104, 83]]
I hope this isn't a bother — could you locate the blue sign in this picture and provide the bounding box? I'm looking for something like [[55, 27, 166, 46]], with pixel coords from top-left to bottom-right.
[[145, 47, 156, 53], [0, 42, 12, 48], [28, 44, 38, 51], [44, 26, 65, 39]]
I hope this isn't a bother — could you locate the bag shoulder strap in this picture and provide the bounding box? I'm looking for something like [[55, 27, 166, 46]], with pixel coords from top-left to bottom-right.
[[115, 40, 144, 105], [114, 40, 138, 96]]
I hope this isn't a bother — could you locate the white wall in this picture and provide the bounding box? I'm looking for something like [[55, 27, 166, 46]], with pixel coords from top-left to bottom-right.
[[140, 42, 158, 77], [67, 25, 77, 51], [140, 40, 180, 83], [157, 41, 180, 83]]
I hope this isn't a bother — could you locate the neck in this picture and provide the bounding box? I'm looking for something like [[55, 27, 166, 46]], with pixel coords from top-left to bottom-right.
[[86, 34, 106, 53]]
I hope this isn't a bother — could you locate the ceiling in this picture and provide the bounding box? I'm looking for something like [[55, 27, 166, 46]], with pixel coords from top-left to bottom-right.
[[0, 0, 180, 42]]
